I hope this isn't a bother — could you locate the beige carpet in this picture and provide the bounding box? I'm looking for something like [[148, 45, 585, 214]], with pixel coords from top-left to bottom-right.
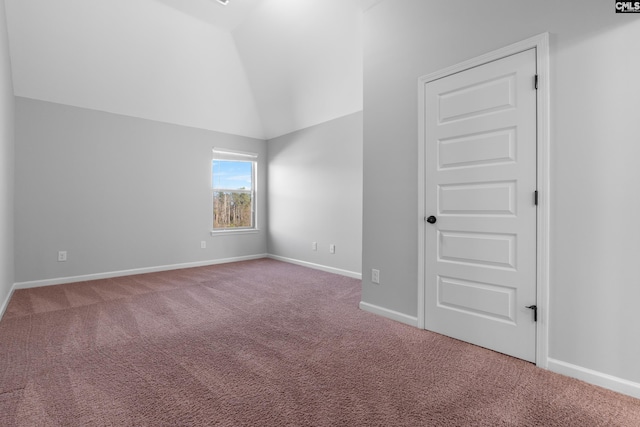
[[1, 258, 639, 426]]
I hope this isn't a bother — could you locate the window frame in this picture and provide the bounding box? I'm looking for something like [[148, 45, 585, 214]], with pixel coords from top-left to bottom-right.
[[210, 148, 259, 235]]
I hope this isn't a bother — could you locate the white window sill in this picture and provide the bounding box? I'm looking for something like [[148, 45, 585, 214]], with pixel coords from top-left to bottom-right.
[[210, 229, 260, 237]]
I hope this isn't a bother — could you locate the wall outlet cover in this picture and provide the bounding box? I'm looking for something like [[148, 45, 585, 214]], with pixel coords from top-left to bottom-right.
[[372, 269, 380, 284]]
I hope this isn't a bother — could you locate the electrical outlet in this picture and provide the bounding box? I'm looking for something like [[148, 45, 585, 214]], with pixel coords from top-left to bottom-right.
[[58, 251, 67, 262], [329, 244, 335, 254], [372, 269, 380, 284], [201, 241, 206, 249], [312, 242, 317, 251]]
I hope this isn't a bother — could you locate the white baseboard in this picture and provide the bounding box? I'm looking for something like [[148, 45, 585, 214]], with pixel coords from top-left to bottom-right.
[[359, 301, 418, 327], [547, 357, 640, 399], [12, 254, 269, 291], [357, 305, 640, 400], [267, 254, 362, 280], [0, 285, 15, 321]]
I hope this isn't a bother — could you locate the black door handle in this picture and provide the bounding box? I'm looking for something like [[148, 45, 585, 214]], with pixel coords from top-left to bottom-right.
[[526, 305, 537, 322], [426, 216, 437, 224]]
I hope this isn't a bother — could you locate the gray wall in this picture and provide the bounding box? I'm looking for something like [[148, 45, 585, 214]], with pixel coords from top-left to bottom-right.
[[15, 97, 267, 283], [363, 0, 640, 384], [0, 0, 14, 310], [268, 112, 362, 276]]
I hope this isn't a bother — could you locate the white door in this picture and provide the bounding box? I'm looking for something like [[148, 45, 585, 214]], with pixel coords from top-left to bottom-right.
[[424, 49, 537, 362]]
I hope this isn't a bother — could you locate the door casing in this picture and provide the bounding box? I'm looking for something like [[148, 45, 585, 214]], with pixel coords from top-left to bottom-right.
[[417, 33, 550, 368]]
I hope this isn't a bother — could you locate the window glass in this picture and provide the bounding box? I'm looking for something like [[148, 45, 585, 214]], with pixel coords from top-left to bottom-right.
[[212, 159, 255, 230]]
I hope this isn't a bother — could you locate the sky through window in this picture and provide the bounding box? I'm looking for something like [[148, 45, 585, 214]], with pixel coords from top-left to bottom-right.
[[212, 160, 252, 190]]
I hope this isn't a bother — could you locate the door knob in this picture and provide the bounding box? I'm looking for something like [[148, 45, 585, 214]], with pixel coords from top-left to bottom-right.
[[426, 215, 437, 224]]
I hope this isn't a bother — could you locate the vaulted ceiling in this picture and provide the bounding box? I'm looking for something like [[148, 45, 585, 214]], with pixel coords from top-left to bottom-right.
[[4, 0, 378, 140]]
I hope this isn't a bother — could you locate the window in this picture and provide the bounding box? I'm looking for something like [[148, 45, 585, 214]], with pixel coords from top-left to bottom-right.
[[211, 148, 257, 232]]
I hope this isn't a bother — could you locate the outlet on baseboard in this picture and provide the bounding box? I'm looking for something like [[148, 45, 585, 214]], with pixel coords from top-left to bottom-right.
[[329, 244, 335, 254], [58, 251, 67, 262], [372, 269, 380, 284], [312, 241, 317, 251]]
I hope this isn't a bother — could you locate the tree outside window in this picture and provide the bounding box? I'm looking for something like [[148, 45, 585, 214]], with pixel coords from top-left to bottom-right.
[[212, 157, 256, 230]]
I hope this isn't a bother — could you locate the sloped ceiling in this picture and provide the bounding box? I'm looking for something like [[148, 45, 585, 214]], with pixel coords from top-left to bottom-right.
[[4, 0, 366, 140], [233, 0, 363, 139], [154, 0, 264, 31]]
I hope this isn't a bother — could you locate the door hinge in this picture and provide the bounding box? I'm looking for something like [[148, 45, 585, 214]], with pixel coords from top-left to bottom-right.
[[526, 305, 538, 322], [534, 190, 538, 206], [534, 74, 539, 90]]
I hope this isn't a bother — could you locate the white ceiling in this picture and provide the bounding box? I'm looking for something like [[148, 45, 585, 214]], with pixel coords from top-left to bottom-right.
[[3, 0, 368, 140], [233, 0, 364, 139], [154, 0, 264, 32]]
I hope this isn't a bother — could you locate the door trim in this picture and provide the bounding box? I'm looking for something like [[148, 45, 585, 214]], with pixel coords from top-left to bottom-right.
[[417, 33, 550, 368]]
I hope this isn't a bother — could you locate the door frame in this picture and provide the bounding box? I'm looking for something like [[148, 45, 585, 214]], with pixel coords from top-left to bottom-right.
[[417, 33, 550, 368]]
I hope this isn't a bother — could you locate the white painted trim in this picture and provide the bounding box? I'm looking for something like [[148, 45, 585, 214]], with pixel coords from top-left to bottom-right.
[[417, 33, 551, 368], [0, 285, 16, 321], [210, 229, 260, 237], [267, 254, 362, 280], [417, 57, 427, 330], [534, 34, 551, 370], [548, 358, 640, 399], [359, 301, 419, 327], [12, 254, 269, 290]]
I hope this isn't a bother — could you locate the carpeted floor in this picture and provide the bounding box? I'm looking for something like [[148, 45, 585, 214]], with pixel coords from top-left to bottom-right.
[[1, 258, 639, 426]]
